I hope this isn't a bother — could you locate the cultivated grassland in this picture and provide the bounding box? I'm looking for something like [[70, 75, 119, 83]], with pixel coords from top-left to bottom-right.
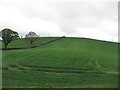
[[1, 37, 119, 88]]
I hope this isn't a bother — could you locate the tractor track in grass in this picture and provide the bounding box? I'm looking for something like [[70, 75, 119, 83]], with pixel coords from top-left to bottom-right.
[[2, 64, 105, 74], [95, 60, 118, 75], [2, 59, 118, 75], [2, 58, 118, 75]]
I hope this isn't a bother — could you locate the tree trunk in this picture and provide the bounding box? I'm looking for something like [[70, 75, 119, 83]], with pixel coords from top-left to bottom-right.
[[30, 39, 33, 46], [30, 40, 33, 45], [4, 43, 8, 49]]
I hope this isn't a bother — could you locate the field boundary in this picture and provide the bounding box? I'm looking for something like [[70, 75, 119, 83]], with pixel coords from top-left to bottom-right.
[[1, 37, 64, 50]]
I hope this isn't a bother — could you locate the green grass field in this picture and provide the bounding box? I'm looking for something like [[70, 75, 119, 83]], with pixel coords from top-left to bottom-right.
[[2, 37, 119, 88]]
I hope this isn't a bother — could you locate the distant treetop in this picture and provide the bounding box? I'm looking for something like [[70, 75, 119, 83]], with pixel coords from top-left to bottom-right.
[[25, 31, 38, 38]]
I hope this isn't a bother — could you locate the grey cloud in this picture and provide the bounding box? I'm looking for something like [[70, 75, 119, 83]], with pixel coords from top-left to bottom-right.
[[0, 0, 118, 42]]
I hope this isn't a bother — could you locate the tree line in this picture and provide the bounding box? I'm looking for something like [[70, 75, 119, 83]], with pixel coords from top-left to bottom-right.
[[0, 28, 38, 49]]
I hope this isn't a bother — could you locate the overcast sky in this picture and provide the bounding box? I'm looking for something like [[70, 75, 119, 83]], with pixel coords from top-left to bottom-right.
[[0, 0, 119, 42]]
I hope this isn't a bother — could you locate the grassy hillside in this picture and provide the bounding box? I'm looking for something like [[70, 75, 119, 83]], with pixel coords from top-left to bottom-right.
[[1, 37, 58, 48], [2, 37, 118, 88]]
